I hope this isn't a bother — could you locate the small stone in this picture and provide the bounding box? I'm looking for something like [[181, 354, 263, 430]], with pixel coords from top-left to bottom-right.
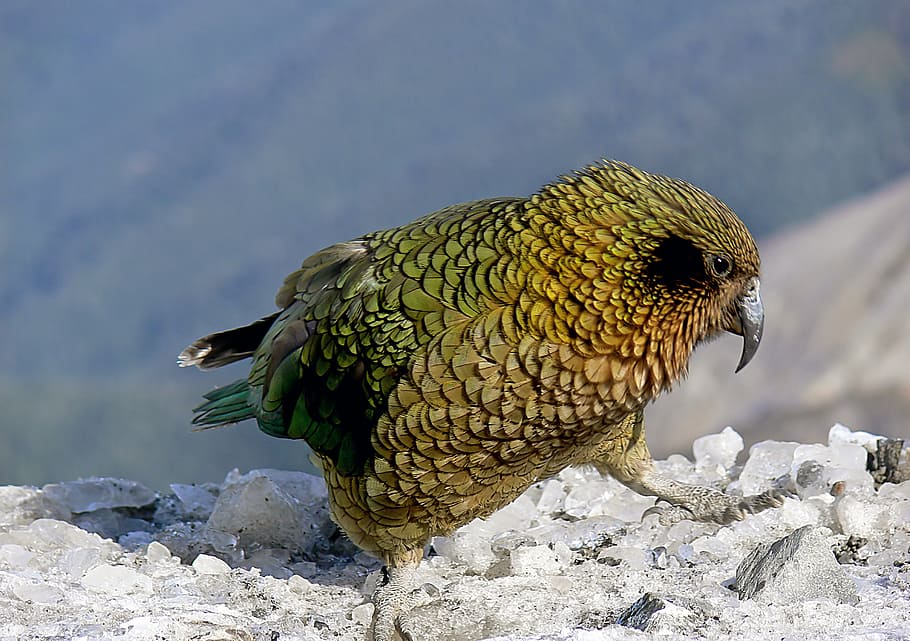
[[509, 544, 564, 576], [733, 526, 857, 604], [42, 478, 156, 513], [60, 547, 102, 578], [206, 469, 341, 559], [432, 530, 496, 573], [832, 534, 869, 565], [737, 441, 799, 495], [616, 593, 701, 634], [145, 541, 172, 563], [536, 479, 565, 514], [564, 481, 608, 519], [597, 546, 650, 570], [170, 483, 218, 518], [794, 460, 826, 498], [650, 546, 669, 569], [82, 564, 153, 593], [878, 480, 910, 501], [693, 426, 744, 476], [351, 602, 375, 626], [13, 582, 64, 604], [288, 574, 314, 594], [0, 544, 34, 568], [241, 548, 292, 579], [0, 487, 71, 527], [835, 495, 890, 538], [828, 423, 882, 451], [192, 553, 231, 575], [867, 438, 906, 486]]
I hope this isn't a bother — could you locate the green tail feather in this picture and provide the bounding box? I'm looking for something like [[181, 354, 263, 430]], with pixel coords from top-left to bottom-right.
[[192, 379, 256, 427]]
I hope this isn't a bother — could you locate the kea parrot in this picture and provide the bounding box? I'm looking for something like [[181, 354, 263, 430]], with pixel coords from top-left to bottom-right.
[[179, 160, 781, 640]]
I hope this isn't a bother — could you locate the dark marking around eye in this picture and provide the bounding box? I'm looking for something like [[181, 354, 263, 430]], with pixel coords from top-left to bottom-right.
[[644, 235, 708, 290]]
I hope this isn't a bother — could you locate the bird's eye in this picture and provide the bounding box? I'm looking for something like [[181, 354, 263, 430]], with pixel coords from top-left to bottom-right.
[[711, 255, 733, 277]]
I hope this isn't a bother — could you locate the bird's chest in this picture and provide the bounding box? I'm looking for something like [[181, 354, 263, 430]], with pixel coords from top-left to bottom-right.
[[372, 319, 649, 523]]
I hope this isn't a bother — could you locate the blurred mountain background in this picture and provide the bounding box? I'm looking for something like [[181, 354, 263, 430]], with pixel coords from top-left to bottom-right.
[[2, 0, 909, 489]]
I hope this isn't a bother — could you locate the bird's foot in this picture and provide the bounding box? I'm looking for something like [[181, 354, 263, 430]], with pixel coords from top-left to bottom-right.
[[370, 564, 418, 641], [643, 486, 788, 526]]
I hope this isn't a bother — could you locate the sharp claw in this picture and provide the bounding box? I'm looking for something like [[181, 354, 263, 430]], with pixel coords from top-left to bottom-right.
[[642, 505, 665, 520], [643, 503, 696, 526]]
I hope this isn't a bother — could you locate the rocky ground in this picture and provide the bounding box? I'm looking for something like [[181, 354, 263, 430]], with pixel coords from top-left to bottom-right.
[[1, 424, 908, 641]]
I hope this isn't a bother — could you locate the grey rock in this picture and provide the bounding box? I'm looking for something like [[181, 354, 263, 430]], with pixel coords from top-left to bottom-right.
[[733, 525, 858, 604], [42, 478, 156, 513], [616, 592, 703, 634], [867, 438, 906, 487]]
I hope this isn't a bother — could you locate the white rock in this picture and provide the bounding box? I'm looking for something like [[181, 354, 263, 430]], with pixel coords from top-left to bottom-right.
[[774, 495, 824, 530], [432, 530, 496, 573], [287, 574, 314, 594], [792, 441, 875, 500], [60, 546, 102, 577], [689, 535, 731, 560], [12, 581, 64, 604], [0, 486, 71, 527], [509, 543, 570, 576], [598, 545, 651, 570], [693, 426, 744, 475], [536, 479, 565, 514], [737, 441, 799, 494], [42, 478, 156, 513], [351, 602, 375, 626], [82, 564, 153, 593], [191, 553, 231, 575], [793, 442, 865, 473], [666, 520, 713, 544], [206, 469, 334, 558], [599, 480, 656, 523], [145, 541, 172, 563], [0, 543, 34, 568], [887, 499, 910, 530], [878, 480, 910, 501], [836, 495, 891, 538], [563, 480, 609, 519], [482, 493, 538, 534], [170, 483, 218, 517], [828, 423, 883, 451]]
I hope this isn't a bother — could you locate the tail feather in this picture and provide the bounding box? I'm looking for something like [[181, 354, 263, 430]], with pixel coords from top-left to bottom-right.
[[192, 379, 256, 428], [178, 312, 280, 370]]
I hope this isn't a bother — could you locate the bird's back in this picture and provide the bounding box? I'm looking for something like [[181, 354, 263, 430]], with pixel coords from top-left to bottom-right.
[[188, 197, 529, 478]]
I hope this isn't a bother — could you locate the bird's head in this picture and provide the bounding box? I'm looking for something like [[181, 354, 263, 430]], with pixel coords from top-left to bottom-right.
[[528, 160, 763, 398]]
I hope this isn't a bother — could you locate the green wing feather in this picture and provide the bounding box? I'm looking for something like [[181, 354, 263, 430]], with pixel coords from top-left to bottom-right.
[[192, 197, 522, 476]]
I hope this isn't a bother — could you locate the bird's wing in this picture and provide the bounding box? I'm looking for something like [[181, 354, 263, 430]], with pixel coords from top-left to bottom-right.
[[248, 198, 523, 475]]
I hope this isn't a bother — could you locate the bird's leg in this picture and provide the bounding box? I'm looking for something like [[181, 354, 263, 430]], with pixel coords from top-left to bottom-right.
[[370, 547, 422, 641], [590, 411, 785, 525]]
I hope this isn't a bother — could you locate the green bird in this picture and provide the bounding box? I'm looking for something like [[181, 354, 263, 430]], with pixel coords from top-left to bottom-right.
[[179, 160, 782, 640]]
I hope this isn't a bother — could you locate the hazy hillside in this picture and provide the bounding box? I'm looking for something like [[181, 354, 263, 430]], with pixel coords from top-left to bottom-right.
[[649, 173, 910, 455], [1, 1, 909, 488]]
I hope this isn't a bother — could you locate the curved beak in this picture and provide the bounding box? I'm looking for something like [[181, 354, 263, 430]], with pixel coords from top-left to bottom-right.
[[735, 278, 764, 373]]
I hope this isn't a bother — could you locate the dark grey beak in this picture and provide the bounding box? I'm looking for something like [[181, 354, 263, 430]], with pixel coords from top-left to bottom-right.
[[735, 278, 764, 373]]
